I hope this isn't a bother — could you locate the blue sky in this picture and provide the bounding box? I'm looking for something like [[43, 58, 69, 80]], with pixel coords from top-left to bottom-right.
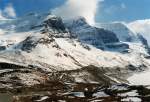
[[0, 0, 150, 23], [97, 0, 150, 22]]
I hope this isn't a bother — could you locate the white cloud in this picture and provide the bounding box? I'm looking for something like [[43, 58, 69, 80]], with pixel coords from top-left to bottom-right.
[[104, 3, 126, 15], [128, 19, 150, 45], [3, 3, 16, 18], [52, 0, 103, 25]]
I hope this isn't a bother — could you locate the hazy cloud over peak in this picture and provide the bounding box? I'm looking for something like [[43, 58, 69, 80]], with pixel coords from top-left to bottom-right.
[[52, 0, 104, 25], [0, 3, 16, 19], [3, 3, 16, 18]]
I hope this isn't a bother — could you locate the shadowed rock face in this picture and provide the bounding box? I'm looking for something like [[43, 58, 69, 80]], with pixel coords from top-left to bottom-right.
[[98, 22, 138, 42], [96, 28, 119, 44], [17, 35, 57, 53], [19, 36, 38, 52], [65, 17, 121, 50], [43, 16, 68, 33], [0, 46, 6, 51], [138, 34, 148, 46], [138, 34, 150, 54]]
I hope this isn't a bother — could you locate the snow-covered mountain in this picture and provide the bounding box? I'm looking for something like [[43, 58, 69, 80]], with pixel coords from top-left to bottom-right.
[[0, 13, 150, 88], [128, 19, 150, 46]]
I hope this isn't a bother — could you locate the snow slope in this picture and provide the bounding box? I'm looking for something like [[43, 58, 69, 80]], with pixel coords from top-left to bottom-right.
[[128, 63, 150, 85]]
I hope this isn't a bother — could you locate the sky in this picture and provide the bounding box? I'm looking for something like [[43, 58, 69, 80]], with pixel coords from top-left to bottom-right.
[[0, 0, 150, 23]]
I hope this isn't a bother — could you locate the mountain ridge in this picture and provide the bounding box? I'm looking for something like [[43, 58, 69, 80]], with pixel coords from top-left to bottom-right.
[[0, 13, 150, 89]]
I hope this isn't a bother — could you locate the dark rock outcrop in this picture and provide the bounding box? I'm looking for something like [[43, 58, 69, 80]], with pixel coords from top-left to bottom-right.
[[96, 28, 119, 44], [137, 34, 150, 54], [0, 46, 6, 51], [43, 16, 67, 33], [106, 43, 129, 49], [17, 35, 58, 53], [66, 17, 120, 50]]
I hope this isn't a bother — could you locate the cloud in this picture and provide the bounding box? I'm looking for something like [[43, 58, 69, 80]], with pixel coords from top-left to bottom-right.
[[0, 3, 16, 20], [128, 19, 150, 45], [52, 0, 103, 25], [3, 3, 16, 18], [104, 3, 126, 15]]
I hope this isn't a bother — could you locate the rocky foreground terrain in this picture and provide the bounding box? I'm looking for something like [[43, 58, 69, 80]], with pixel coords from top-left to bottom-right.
[[0, 64, 150, 102], [1, 80, 150, 102]]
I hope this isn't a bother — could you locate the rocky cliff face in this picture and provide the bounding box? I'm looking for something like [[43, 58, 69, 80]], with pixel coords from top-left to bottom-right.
[[137, 34, 150, 53], [65, 17, 122, 50], [43, 16, 67, 33], [17, 35, 56, 52], [97, 22, 139, 42]]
